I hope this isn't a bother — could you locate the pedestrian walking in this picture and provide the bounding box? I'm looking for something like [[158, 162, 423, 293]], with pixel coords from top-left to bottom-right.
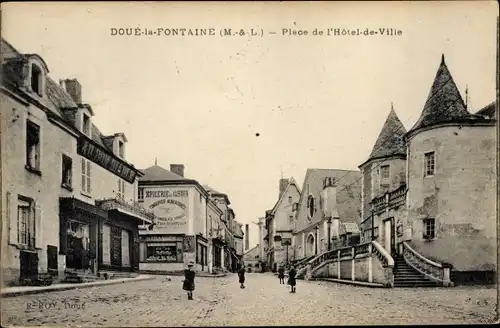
[[182, 261, 196, 300], [238, 263, 246, 289], [287, 264, 297, 293], [278, 264, 285, 284]]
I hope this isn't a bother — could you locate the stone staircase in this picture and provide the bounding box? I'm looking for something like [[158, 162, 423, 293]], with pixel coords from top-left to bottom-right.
[[63, 269, 105, 283], [393, 255, 441, 288], [294, 255, 316, 280]]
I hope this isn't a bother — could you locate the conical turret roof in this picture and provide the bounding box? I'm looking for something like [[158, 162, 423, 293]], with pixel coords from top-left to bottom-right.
[[367, 106, 407, 161], [408, 55, 472, 134]]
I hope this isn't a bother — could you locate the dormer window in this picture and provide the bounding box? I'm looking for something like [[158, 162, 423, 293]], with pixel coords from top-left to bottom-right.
[[30, 64, 43, 96], [82, 114, 91, 136], [118, 140, 125, 159]]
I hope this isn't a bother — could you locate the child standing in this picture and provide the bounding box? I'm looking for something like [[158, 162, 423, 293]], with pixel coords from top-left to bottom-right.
[[278, 265, 285, 284], [287, 265, 297, 293], [238, 264, 246, 289], [182, 261, 196, 300]]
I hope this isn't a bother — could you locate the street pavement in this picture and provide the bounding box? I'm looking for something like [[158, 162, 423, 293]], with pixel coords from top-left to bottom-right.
[[1, 273, 497, 326]]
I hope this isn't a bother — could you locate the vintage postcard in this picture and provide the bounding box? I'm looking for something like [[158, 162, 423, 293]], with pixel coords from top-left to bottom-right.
[[0, 1, 498, 326]]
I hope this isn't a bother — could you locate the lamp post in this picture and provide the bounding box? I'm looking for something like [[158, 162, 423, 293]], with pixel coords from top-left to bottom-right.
[[371, 208, 375, 241], [327, 218, 332, 250], [314, 225, 319, 255]]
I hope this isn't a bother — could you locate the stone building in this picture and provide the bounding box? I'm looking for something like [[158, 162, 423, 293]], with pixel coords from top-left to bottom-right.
[[359, 55, 497, 284], [264, 178, 301, 271], [358, 106, 407, 249], [202, 185, 243, 273], [242, 245, 261, 273], [1, 39, 149, 287], [292, 169, 362, 263], [137, 164, 216, 273]]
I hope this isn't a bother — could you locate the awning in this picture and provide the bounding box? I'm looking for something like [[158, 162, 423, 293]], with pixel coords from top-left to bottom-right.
[[60, 197, 108, 219], [96, 197, 153, 224]]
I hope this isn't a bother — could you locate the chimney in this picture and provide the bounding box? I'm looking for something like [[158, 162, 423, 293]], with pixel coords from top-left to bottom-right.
[[63, 79, 82, 103], [279, 178, 288, 198], [245, 224, 250, 250], [170, 164, 185, 177]]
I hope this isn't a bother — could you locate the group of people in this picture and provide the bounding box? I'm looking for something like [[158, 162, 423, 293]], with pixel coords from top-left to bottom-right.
[[182, 261, 297, 300], [278, 263, 297, 293]]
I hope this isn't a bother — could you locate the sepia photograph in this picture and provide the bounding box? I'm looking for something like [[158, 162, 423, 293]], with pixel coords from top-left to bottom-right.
[[0, 1, 498, 326]]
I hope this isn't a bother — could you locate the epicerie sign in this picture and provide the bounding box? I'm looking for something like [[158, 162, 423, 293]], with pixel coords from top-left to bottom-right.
[[145, 189, 188, 198]]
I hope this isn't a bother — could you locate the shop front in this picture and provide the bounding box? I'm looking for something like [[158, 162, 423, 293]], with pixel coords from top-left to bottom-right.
[[212, 238, 224, 269], [196, 234, 208, 272], [59, 197, 105, 275]]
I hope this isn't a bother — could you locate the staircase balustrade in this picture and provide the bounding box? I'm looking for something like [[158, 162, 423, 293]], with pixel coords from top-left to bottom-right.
[[401, 241, 452, 286], [371, 240, 394, 267]]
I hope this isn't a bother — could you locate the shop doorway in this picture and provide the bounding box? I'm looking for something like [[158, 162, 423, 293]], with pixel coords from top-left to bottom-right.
[[20, 251, 38, 281], [66, 221, 90, 270]]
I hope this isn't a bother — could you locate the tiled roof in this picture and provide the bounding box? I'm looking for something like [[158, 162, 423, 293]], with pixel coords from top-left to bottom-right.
[[294, 168, 362, 233], [243, 245, 260, 260], [139, 165, 187, 182], [1, 38, 119, 154], [408, 55, 474, 134], [341, 221, 361, 235], [202, 185, 225, 195], [362, 107, 407, 165], [475, 101, 497, 119]]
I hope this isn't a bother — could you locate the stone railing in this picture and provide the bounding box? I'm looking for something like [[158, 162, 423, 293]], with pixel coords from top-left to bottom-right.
[[372, 240, 394, 267], [371, 184, 407, 215], [96, 196, 155, 223], [402, 242, 453, 286], [303, 241, 394, 287]]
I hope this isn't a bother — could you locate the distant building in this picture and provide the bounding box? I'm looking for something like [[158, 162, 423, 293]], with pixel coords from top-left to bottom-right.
[[242, 245, 261, 273], [202, 185, 243, 273], [265, 178, 301, 271], [292, 169, 362, 262]]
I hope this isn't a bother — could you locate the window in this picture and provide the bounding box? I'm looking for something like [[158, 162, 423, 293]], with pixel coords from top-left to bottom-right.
[[18, 198, 35, 248], [81, 159, 91, 194], [146, 244, 179, 262], [26, 120, 41, 172], [307, 195, 315, 219], [288, 196, 292, 204], [61, 155, 73, 189], [82, 114, 91, 136], [117, 179, 126, 199], [380, 165, 390, 179], [138, 187, 144, 201], [424, 152, 435, 177], [423, 218, 435, 239], [289, 214, 294, 223], [118, 140, 125, 159], [31, 64, 42, 96]]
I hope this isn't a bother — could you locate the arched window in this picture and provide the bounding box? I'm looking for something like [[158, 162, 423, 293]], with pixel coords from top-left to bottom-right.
[[307, 195, 314, 220]]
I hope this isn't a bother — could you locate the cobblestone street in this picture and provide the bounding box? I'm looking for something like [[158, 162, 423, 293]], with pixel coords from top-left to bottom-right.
[[1, 274, 497, 326]]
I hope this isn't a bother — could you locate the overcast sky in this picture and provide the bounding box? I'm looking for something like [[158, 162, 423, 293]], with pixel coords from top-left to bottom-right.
[[3, 1, 497, 249]]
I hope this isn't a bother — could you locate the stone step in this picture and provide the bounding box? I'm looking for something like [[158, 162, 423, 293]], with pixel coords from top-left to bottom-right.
[[394, 282, 441, 288], [394, 277, 429, 281]]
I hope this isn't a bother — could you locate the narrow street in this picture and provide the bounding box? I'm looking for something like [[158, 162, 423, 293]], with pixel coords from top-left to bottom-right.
[[1, 274, 496, 326]]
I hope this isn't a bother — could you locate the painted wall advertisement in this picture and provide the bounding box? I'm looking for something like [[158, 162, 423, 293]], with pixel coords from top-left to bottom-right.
[[146, 189, 190, 233]]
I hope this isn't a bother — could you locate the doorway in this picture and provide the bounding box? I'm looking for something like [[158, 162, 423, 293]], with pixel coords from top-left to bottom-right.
[[383, 218, 396, 255], [306, 233, 315, 257], [20, 251, 38, 281]]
